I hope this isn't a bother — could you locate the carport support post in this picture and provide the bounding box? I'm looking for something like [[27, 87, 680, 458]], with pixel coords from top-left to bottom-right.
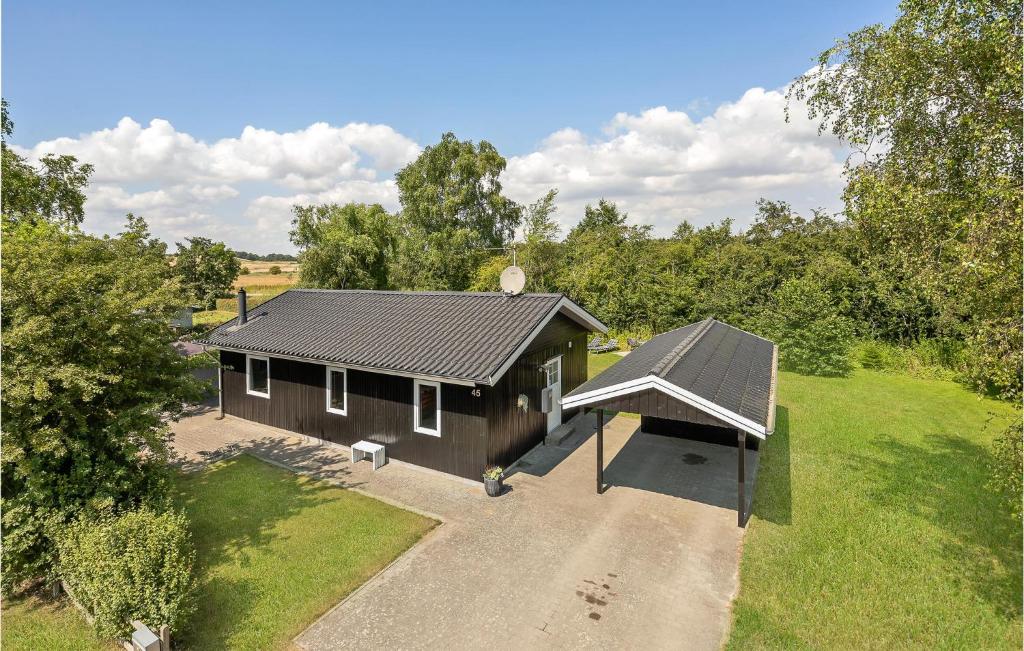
[[737, 430, 746, 526], [596, 408, 604, 494]]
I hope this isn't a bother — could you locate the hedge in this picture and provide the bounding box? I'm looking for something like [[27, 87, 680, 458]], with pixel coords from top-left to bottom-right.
[[57, 507, 196, 639]]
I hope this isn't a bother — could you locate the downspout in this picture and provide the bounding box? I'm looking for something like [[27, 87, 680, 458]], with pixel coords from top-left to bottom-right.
[[216, 362, 225, 420]]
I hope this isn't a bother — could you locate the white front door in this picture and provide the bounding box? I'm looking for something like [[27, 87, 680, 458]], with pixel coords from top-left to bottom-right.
[[545, 356, 562, 433]]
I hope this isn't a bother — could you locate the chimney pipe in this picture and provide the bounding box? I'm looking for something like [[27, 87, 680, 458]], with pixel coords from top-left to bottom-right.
[[237, 289, 247, 325]]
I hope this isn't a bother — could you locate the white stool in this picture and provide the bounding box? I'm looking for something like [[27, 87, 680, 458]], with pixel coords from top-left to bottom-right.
[[351, 440, 386, 470]]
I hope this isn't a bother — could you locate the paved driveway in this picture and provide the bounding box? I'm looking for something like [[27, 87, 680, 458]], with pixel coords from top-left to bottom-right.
[[170, 409, 757, 650]]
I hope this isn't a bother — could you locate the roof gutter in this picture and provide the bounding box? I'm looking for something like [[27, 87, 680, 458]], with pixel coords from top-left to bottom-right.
[[765, 344, 779, 435]]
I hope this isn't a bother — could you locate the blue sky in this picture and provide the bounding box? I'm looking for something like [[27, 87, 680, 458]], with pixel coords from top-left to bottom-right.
[[4, 0, 898, 252]]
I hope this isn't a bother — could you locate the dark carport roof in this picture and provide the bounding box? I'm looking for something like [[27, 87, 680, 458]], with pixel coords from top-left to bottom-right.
[[562, 318, 778, 437], [197, 289, 606, 385]]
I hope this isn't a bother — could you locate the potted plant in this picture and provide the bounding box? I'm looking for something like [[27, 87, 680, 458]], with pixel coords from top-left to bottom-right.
[[483, 466, 504, 497]]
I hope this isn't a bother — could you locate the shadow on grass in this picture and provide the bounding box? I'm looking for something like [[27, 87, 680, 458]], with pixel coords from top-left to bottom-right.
[[172, 453, 362, 649], [843, 431, 1023, 621], [750, 405, 792, 526]]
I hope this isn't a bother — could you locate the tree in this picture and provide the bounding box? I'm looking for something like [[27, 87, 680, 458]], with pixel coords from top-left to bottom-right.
[[1, 99, 94, 227], [790, 0, 1022, 398], [518, 189, 564, 293], [561, 200, 663, 333], [757, 275, 855, 376], [174, 237, 242, 308], [290, 203, 397, 290], [567, 199, 627, 238], [1, 215, 206, 591], [394, 132, 522, 290]]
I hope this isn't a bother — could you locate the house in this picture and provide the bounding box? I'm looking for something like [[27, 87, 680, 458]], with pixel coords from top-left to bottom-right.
[[561, 317, 778, 525], [197, 288, 607, 480]]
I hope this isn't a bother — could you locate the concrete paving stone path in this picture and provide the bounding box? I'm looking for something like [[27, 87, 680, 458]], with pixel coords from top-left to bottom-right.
[[170, 407, 757, 650]]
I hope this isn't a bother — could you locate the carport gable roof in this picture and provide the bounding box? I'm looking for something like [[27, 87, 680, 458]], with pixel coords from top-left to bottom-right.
[[197, 289, 606, 386], [562, 318, 778, 438]]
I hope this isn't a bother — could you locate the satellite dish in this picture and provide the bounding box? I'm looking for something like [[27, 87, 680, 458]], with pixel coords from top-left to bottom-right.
[[499, 265, 526, 295]]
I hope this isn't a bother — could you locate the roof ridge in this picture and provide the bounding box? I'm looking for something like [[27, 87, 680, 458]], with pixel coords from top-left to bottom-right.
[[651, 317, 716, 378]]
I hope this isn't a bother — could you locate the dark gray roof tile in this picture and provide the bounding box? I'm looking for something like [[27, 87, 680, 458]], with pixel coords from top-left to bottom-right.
[[198, 289, 600, 384], [565, 319, 776, 429]]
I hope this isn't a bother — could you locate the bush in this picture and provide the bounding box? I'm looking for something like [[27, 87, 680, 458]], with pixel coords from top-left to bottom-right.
[[852, 338, 964, 381], [989, 417, 1023, 521], [858, 340, 886, 369], [57, 507, 196, 639], [268, 265, 282, 275], [240, 266, 250, 275], [758, 276, 854, 376]]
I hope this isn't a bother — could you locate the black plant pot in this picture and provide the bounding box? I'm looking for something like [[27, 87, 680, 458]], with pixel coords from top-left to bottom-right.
[[484, 477, 503, 497]]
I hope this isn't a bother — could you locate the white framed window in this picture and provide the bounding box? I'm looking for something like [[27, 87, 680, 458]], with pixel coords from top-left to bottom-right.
[[413, 379, 441, 437], [545, 358, 560, 385], [246, 355, 270, 398], [326, 366, 347, 415]]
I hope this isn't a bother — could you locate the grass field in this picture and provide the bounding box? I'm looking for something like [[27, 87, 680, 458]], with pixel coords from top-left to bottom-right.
[[728, 369, 1021, 649], [233, 272, 298, 288], [1, 592, 113, 650], [174, 455, 436, 649], [193, 309, 236, 328], [2, 456, 435, 650], [234, 258, 300, 289], [587, 351, 623, 379], [236, 259, 299, 274]]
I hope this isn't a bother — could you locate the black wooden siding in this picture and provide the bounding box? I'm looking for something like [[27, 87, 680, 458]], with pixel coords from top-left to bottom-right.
[[484, 314, 588, 468], [220, 351, 488, 480], [641, 415, 758, 449]]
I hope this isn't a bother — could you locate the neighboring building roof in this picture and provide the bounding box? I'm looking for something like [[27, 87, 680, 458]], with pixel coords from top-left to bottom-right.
[[562, 318, 778, 438], [197, 289, 607, 386]]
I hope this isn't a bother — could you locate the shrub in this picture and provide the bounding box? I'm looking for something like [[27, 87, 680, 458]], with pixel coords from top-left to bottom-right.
[[57, 507, 196, 639], [858, 340, 886, 369], [240, 266, 250, 275], [852, 338, 964, 381], [989, 417, 1023, 521], [758, 276, 854, 376], [268, 265, 282, 275]]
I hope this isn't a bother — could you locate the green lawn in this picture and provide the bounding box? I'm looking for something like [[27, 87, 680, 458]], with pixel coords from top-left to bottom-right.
[[587, 351, 639, 418], [174, 455, 436, 649], [192, 309, 236, 328], [1, 592, 112, 651], [729, 369, 1021, 649], [2, 456, 435, 650], [587, 351, 623, 379]]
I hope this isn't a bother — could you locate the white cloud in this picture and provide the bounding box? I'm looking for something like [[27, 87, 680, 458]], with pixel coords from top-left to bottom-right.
[[14, 80, 846, 251], [503, 85, 847, 235], [13, 117, 420, 251]]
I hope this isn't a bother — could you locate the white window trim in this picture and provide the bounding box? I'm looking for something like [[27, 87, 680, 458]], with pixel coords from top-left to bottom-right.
[[246, 354, 270, 399], [413, 379, 441, 437], [325, 365, 348, 415]]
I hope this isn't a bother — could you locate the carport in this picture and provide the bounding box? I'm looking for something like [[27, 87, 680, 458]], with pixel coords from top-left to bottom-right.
[[561, 318, 778, 526]]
